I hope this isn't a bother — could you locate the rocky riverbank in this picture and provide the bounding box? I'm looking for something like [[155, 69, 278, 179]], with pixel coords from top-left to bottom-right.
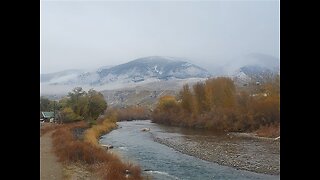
[[152, 132, 280, 175]]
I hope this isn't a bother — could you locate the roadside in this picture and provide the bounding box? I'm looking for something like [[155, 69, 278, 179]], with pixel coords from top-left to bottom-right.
[[41, 120, 143, 180], [40, 131, 63, 180], [40, 123, 96, 180]]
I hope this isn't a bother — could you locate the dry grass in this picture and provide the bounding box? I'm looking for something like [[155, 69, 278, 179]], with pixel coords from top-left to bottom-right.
[[40, 123, 62, 136], [50, 119, 143, 180], [108, 106, 151, 121], [63, 162, 95, 180], [96, 162, 142, 180], [255, 124, 280, 138], [83, 116, 143, 179], [84, 117, 117, 146]]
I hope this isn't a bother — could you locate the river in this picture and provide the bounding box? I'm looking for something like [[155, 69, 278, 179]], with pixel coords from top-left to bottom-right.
[[100, 120, 280, 180]]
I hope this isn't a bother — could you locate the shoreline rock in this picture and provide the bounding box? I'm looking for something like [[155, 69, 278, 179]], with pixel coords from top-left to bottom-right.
[[152, 135, 280, 175]]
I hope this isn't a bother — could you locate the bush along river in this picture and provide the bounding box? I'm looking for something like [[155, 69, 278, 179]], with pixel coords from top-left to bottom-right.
[[100, 120, 280, 180]]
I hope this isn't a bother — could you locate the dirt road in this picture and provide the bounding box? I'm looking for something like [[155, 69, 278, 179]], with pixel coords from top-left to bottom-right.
[[40, 131, 63, 180]]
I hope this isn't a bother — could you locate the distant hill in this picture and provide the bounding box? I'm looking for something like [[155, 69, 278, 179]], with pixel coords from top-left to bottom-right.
[[40, 56, 211, 94], [41, 54, 280, 107], [96, 56, 210, 82], [232, 65, 279, 85], [40, 69, 84, 83], [232, 54, 279, 86]]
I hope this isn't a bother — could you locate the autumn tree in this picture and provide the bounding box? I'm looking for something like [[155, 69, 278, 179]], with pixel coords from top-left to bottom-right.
[[40, 97, 51, 111], [152, 76, 280, 136], [60, 87, 108, 122], [67, 87, 87, 116], [87, 89, 108, 121], [193, 82, 209, 113], [152, 95, 181, 125], [249, 75, 280, 126], [40, 96, 63, 112], [60, 107, 82, 122], [178, 84, 194, 114], [157, 96, 179, 111], [205, 77, 236, 108]]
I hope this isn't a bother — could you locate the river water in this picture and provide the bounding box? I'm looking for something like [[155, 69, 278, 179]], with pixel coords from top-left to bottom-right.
[[100, 120, 280, 180]]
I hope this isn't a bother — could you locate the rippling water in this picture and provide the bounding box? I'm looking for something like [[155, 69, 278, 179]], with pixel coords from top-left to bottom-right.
[[100, 120, 279, 180]]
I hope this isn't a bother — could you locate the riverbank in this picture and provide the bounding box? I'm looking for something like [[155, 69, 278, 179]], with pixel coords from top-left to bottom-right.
[[101, 120, 279, 180], [41, 122, 97, 179], [152, 130, 280, 175], [41, 121, 143, 180]]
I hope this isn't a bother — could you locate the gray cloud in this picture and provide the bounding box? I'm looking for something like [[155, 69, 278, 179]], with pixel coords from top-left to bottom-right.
[[41, 0, 279, 73]]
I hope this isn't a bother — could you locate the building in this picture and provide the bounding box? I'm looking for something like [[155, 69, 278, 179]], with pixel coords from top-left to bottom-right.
[[40, 111, 55, 122]]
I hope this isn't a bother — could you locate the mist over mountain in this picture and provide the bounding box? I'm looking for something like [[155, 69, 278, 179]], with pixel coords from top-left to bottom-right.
[[41, 56, 211, 95], [202, 53, 279, 76], [41, 54, 279, 96], [228, 53, 279, 85], [42, 56, 210, 85]]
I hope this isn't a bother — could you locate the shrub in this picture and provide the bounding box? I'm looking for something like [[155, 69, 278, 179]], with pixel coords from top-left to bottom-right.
[[60, 107, 83, 122], [50, 120, 143, 179], [109, 106, 151, 121], [151, 76, 280, 137]]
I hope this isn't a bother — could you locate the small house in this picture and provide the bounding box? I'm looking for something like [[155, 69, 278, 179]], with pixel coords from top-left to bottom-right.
[[40, 111, 55, 122]]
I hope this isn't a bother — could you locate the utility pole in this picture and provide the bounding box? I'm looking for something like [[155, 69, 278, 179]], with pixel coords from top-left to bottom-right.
[[54, 100, 56, 123]]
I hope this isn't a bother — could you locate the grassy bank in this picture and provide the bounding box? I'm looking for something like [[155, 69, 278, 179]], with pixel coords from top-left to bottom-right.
[[255, 124, 280, 138], [106, 106, 151, 121], [49, 119, 143, 180], [40, 123, 62, 136], [84, 115, 117, 146]]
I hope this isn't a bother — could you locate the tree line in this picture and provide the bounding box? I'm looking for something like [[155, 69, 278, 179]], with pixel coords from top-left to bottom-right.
[[105, 106, 151, 121], [40, 87, 107, 123], [152, 76, 280, 133]]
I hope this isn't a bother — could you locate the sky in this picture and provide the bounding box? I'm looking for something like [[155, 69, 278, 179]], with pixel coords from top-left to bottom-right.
[[41, 0, 279, 74]]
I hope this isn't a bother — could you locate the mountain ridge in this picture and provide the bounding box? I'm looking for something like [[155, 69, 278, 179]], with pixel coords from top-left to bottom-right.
[[41, 56, 211, 86], [41, 55, 279, 96]]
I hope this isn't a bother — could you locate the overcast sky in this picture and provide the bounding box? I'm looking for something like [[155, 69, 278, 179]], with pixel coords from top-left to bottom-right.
[[41, 0, 279, 74]]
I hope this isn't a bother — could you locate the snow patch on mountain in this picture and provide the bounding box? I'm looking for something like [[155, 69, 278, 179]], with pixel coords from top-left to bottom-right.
[[41, 56, 211, 93]]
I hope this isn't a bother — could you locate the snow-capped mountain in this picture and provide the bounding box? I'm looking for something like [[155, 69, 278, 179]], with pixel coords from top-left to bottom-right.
[[41, 56, 211, 90], [232, 65, 279, 85], [95, 56, 210, 84], [41, 54, 279, 96], [40, 69, 84, 84], [212, 53, 279, 85]]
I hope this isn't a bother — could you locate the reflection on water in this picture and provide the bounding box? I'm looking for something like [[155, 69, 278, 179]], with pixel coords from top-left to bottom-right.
[[100, 120, 279, 180]]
